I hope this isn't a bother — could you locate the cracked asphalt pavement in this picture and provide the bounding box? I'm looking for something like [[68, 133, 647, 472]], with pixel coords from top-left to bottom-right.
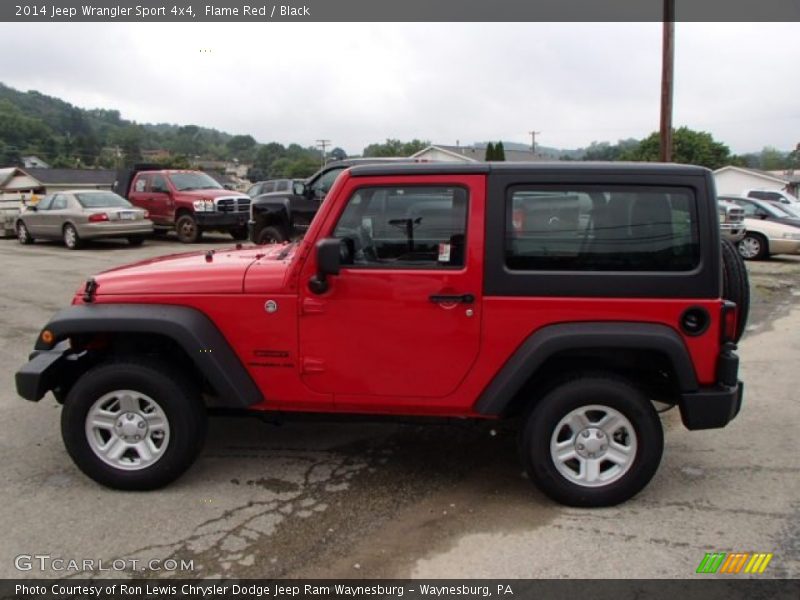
[[0, 236, 797, 579]]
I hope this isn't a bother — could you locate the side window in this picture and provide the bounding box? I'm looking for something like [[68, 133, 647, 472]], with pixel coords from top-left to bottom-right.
[[312, 168, 344, 196], [133, 175, 148, 193], [505, 186, 699, 271], [263, 182, 275, 194], [150, 174, 168, 193], [332, 186, 468, 268], [763, 192, 782, 202], [51, 194, 68, 210], [276, 180, 289, 192], [37, 195, 54, 211]]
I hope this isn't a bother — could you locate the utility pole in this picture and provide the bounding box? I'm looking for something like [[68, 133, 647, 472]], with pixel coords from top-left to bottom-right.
[[659, 0, 675, 162], [528, 130, 540, 156], [316, 139, 331, 168]]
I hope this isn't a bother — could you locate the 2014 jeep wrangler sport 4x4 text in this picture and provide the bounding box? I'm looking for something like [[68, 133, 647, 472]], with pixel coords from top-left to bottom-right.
[[16, 163, 747, 507]]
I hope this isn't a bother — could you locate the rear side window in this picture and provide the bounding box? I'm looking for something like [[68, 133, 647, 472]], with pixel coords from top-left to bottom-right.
[[333, 186, 468, 268], [505, 186, 699, 271], [133, 175, 148, 193]]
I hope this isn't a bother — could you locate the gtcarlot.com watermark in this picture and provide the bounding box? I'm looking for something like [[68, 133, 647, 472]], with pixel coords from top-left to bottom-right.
[[15, 554, 194, 573]]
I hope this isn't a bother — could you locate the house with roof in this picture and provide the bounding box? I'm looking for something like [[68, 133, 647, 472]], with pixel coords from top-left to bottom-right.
[[713, 165, 798, 198], [411, 144, 545, 163]]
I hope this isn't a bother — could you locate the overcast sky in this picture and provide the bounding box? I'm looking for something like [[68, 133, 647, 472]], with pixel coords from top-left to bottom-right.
[[1, 22, 797, 155]]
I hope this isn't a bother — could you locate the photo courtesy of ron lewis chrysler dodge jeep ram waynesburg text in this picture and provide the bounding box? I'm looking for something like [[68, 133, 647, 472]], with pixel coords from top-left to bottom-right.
[[15, 163, 747, 507]]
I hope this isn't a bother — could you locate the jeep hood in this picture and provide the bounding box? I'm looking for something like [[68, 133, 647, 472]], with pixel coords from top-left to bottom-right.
[[89, 245, 291, 296]]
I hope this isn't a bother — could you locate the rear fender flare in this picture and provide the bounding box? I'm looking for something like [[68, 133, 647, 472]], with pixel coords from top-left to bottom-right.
[[474, 322, 698, 416]]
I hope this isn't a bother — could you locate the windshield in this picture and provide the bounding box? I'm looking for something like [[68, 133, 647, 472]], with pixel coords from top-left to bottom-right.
[[75, 192, 132, 208], [168, 172, 223, 191], [773, 202, 800, 218]]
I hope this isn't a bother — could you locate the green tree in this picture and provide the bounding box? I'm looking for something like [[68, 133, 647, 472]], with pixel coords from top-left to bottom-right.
[[620, 127, 733, 170], [253, 142, 287, 176], [485, 142, 495, 161], [495, 142, 506, 161], [363, 138, 429, 157], [227, 134, 257, 161], [760, 146, 789, 171], [330, 147, 347, 161]]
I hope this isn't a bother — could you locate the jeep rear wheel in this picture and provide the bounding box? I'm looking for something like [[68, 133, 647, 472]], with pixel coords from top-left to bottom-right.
[[521, 375, 663, 507], [721, 238, 750, 342], [175, 214, 202, 243], [61, 361, 207, 490]]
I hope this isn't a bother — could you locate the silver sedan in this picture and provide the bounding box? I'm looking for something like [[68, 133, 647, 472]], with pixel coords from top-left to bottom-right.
[[16, 190, 154, 249]]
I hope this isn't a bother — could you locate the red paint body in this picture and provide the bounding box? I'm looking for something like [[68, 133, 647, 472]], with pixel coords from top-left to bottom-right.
[[76, 172, 725, 417]]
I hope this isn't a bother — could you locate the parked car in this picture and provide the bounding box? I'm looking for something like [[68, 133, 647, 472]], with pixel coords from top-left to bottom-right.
[[717, 197, 746, 243], [249, 158, 427, 244], [721, 195, 800, 260], [17, 163, 747, 507], [15, 190, 153, 249], [246, 178, 300, 198], [744, 188, 799, 205], [113, 165, 251, 243]]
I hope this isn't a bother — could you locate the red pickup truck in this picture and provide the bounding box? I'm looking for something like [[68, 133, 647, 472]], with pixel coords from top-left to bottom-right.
[[114, 166, 250, 243], [17, 162, 747, 507]]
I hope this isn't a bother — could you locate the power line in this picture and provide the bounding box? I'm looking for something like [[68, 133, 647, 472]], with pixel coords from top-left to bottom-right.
[[528, 130, 541, 155], [316, 139, 331, 168]]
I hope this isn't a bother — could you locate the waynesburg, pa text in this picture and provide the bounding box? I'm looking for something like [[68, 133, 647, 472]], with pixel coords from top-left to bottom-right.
[[16, 584, 513, 598]]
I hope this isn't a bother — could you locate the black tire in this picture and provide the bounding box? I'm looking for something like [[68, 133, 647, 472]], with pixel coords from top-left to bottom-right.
[[737, 232, 768, 261], [16, 221, 34, 245], [520, 374, 663, 507], [128, 236, 145, 247], [61, 360, 207, 490], [721, 238, 750, 342], [256, 226, 287, 245], [230, 227, 248, 241], [63, 223, 82, 250], [175, 214, 201, 243]]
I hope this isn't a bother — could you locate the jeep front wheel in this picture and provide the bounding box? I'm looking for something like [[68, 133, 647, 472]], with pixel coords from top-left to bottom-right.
[[61, 361, 207, 490], [175, 214, 202, 243], [521, 375, 663, 507]]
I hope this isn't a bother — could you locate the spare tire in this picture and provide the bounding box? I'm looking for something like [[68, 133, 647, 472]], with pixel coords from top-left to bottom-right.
[[721, 238, 750, 342]]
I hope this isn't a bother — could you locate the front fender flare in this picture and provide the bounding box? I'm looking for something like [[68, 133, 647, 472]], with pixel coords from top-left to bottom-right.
[[32, 304, 262, 408]]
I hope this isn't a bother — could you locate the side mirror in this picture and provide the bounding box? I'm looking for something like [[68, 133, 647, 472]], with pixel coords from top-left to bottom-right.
[[293, 181, 306, 196], [27, 205, 37, 212], [308, 238, 341, 294]]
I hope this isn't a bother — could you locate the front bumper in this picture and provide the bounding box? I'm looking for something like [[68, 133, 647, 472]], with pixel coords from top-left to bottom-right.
[[15, 341, 79, 402], [195, 212, 248, 230], [678, 344, 743, 430], [720, 225, 745, 243]]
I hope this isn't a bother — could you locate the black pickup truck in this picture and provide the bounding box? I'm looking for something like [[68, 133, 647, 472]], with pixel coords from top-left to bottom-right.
[[249, 158, 421, 244]]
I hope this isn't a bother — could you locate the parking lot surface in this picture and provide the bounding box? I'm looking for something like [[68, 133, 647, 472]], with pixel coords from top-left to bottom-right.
[[0, 236, 798, 579]]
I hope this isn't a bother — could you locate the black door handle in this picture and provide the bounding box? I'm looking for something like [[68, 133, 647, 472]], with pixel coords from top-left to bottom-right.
[[429, 293, 475, 304]]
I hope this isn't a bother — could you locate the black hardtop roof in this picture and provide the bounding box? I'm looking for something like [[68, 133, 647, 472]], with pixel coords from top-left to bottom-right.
[[348, 161, 711, 178]]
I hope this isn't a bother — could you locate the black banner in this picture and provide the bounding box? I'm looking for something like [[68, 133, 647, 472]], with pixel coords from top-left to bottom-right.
[[2, 580, 800, 600], [2, 0, 800, 23]]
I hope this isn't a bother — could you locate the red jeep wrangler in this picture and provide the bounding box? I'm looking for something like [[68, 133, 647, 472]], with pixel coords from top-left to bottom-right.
[[115, 166, 251, 243], [16, 163, 747, 507]]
